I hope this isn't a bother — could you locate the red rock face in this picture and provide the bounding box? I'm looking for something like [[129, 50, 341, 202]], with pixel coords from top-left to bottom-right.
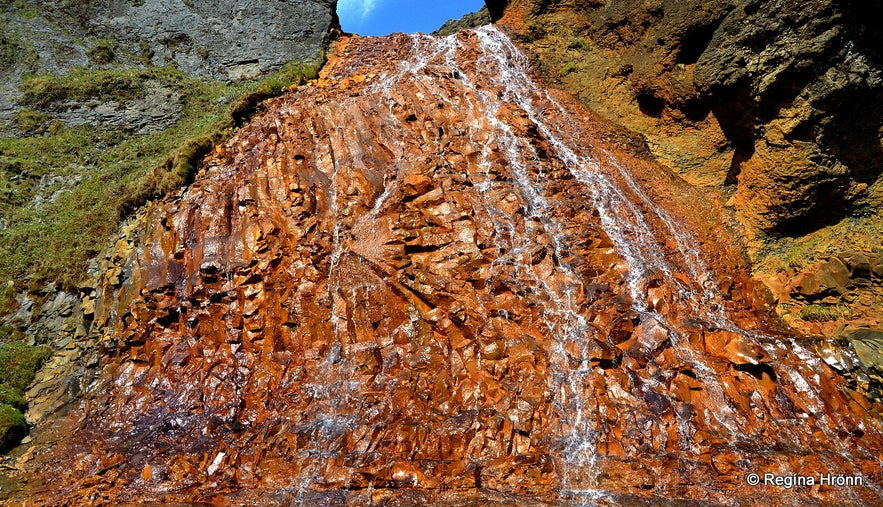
[[21, 28, 883, 505]]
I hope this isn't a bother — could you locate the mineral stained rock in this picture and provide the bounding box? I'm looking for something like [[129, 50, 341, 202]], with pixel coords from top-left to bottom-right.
[[8, 27, 883, 506], [490, 0, 883, 398], [493, 0, 882, 244]]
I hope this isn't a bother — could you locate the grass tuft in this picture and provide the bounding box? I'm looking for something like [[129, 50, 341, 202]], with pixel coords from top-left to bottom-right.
[[0, 403, 27, 454], [0, 340, 51, 453], [0, 341, 53, 392], [798, 304, 852, 322], [87, 39, 117, 65], [19, 68, 148, 110]]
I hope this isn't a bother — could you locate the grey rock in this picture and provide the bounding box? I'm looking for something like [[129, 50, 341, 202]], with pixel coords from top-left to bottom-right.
[[694, 0, 883, 233], [3, 0, 337, 80], [849, 330, 883, 370], [29, 174, 82, 208], [47, 80, 182, 134], [0, 0, 339, 135], [433, 6, 492, 37]]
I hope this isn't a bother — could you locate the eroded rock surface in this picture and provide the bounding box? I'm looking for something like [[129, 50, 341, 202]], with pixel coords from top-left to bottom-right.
[[488, 0, 883, 402], [0, 0, 338, 133], [7, 28, 883, 506], [492, 0, 882, 241]]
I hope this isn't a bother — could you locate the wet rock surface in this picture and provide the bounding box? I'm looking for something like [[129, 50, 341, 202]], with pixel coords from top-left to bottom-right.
[[4, 28, 883, 506], [759, 249, 883, 404], [494, 0, 882, 241], [491, 0, 883, 409]]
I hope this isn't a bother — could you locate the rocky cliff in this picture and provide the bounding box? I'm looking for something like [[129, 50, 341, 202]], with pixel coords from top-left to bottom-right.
[[489, 0, 883, 389], [1, 0, 337, 133], [0, 0, 337, 470], [2, 1, 883, 505], [4, 27, 882, 506]]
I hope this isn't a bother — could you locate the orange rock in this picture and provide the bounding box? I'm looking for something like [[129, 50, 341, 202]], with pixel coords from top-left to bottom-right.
[[14, 26, 883, 507], [705, 330, 771, 365]]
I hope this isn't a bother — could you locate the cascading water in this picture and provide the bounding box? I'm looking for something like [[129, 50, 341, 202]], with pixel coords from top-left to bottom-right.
[[15, 27, 883, 507]]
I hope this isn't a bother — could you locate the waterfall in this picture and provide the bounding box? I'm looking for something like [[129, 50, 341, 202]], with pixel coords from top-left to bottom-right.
[[26, 24, 883, 507], [349, 25, 881, 502]]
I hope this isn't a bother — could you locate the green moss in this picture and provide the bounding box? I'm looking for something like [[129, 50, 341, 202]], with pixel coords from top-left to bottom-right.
[[566, 36, 591, 50], [11, 0, 39, 19], [87, 39, 117, 65], [19, 68, 148, 110], [0, 341, 50, 453], [12, 109, 51, 135], [0, 283, 17, 317], [0, 384, 26, 412], [0, 35, 16, 73], [0, 325, 23, 343], [229, 60, 320, 125], [560, 61, 578, 76], [0, 57, 324, 292], [0, 342, 52, 392], [0, 403, 27, 454], [757, 213, 883, 274], [798, 304, 852, 322]]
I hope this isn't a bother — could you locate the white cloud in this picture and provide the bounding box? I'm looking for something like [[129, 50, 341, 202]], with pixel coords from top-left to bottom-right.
[[337, 0, 381, 22]]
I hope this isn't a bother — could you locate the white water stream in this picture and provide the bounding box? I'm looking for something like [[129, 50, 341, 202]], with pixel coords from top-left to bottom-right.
[[287, 25, 879, 504]]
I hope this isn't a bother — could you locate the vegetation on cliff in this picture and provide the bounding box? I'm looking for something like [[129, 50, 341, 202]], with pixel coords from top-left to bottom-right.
[[0, 56, 323, 455], [0, 59, 323, 294], [0, 338, 51, 453]]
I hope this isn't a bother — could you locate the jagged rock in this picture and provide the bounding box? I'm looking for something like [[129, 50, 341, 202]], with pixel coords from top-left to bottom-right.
[[490, 1, 883, 342], [705, 330, 771, 365], [433, 6, 492, 36], [695, 0, 883, 236], [495, 0, 882, 241], [44, 79, 183, 135], [7, 28, 882, 506], [789, 257, 851, 298], [839, 251, 873, 280], [850, 330, 883, 370]]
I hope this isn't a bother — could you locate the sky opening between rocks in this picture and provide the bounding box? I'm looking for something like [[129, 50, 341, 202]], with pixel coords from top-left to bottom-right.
[[337, 0, 486, 36]]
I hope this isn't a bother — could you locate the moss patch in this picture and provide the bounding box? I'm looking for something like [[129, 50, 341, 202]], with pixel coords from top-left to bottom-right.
[[19, 68, 150, 110], [798, 304, 853, 322], [0, 384, 25, 412], [1, 58, 323, 292], [0, 341, 53, 392], [757, 213, 883, 274], [12, 109, 51, 135], [0, 404, 27, 454], [0, 341, 50, 454], [87, 39, 117, 65]]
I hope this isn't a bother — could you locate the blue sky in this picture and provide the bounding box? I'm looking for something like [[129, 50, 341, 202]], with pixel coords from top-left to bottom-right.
[[337, 0, 486, 36]]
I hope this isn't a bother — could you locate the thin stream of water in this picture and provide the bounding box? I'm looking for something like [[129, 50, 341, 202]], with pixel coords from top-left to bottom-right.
[[286, 26, 879, 504]]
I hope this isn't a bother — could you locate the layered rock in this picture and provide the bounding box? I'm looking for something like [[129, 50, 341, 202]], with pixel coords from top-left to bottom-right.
[[4, 27, 881, 506], [0, 0, 338, 134], [489, 0, 883, 392]]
